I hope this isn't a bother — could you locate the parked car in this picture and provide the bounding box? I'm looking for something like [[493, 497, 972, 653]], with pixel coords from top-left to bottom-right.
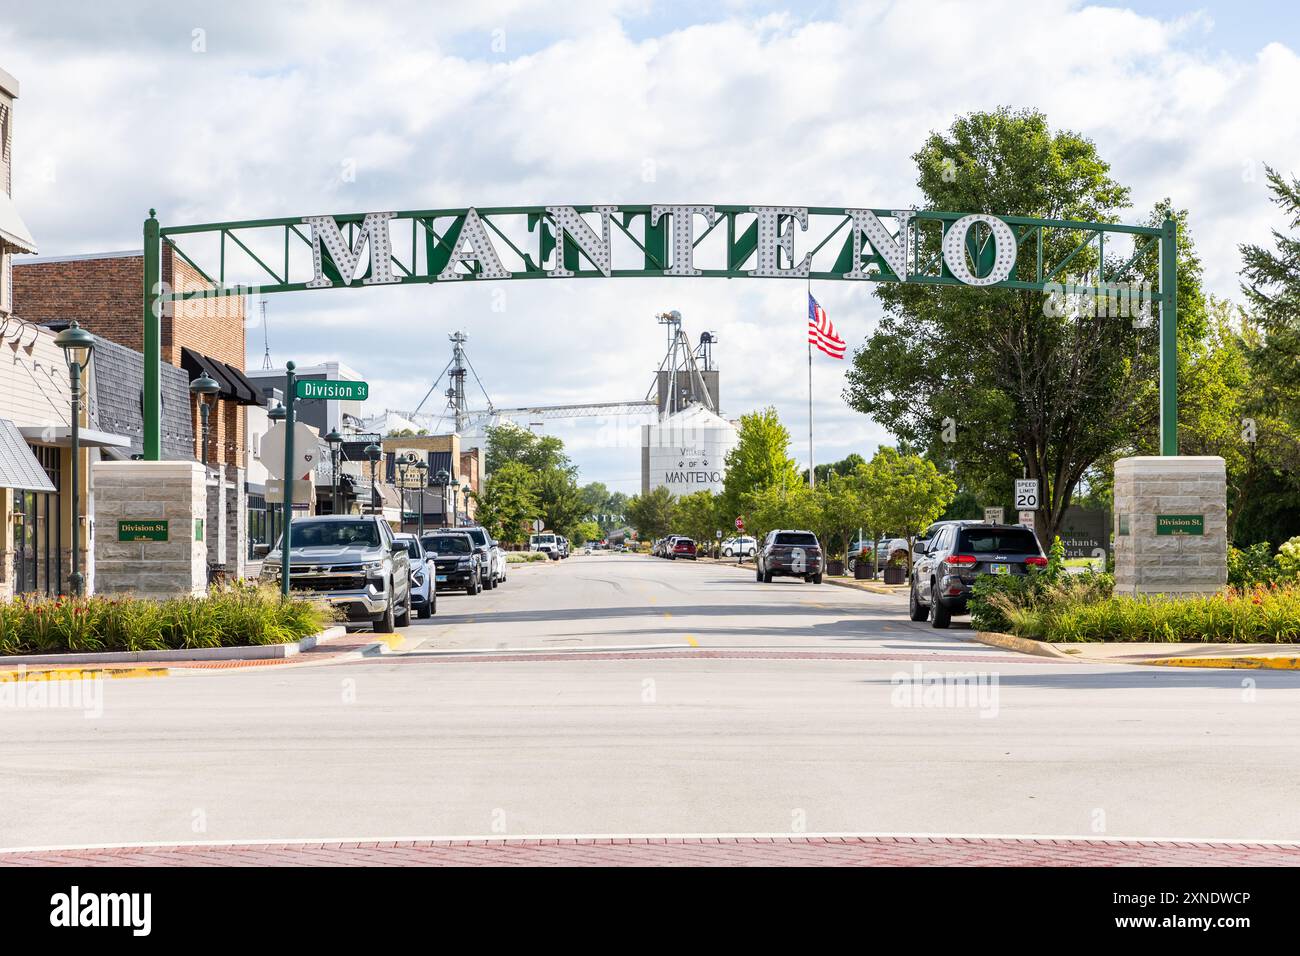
[[393, 533, 436, 618], [448, 524, 507, 589], [908, 523, 1046, 628], [557, 536, 570, 558], [668, 536, 697, 560], [421, 530, 484, 595], [721, 535, 757, 557], [261, 515, 411, 632], [756, 529, 824, 583], [529, 531, 559, 559]]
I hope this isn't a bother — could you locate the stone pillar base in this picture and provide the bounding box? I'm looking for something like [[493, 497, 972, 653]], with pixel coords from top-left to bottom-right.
[[92, 460, 207, 600], [1113, 456, 1227, 596]]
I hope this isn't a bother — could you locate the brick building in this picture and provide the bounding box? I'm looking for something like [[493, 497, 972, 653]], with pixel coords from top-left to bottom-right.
[[13, 248, 253, 467]]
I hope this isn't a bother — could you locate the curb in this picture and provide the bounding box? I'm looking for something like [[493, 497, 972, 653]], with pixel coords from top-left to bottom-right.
[[0, 626, 348, 669], [823, 577, 909, 596], [971, 631, 1077, 660], [1145, 655, 1300, 671]]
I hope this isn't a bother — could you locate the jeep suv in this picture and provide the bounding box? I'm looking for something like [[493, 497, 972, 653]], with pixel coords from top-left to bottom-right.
[[909, 523, 1046, 628], [261, 515, 411, 633], [421, 530, 484, 595], [756, 530, 824, 583], [436, 525, 506, 589]]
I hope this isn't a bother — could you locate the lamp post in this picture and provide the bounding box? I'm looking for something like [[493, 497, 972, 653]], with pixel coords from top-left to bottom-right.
[[267, 403, 286, 549], [451, 477, 462, 526], [414, 459, 428, 537], [189, 371, 221, 468], [435, 468, 449, 527], [396, 454, 413, 532], [54, 321, 95, 597], [325, 429, 343, 515], [365, 443, 381, 515]]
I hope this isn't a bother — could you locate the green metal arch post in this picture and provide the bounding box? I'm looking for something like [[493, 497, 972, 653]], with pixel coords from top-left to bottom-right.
[[1159, 216, 1178, 456], [143, 210, 162, 460]]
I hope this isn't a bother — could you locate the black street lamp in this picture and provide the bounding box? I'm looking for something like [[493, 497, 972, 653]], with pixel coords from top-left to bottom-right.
[[325, 429, 343, 514], [53, 321, 95, 597], [266, 403, 286, 544], [189, 371, 221, 467], [414, 459, 428, 537], [396, 453, 414, 532], [365, 443, 381, 515], [434, 467, 450, 526]]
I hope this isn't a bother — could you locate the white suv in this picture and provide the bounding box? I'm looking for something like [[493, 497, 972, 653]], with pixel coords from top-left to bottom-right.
[[721, 536, 756, 557]]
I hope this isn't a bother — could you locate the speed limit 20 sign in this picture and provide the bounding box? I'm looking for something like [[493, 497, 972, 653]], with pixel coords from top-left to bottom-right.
[[1014, 479, 1040, 510]]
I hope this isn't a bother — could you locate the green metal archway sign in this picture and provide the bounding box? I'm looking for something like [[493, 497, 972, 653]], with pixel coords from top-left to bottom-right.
[[141, 204, 1178, 458]]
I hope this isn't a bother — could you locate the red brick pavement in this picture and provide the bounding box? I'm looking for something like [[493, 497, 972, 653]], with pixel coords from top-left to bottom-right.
[[390, 649, 1064, 666], [2, 836, 1295, 866]]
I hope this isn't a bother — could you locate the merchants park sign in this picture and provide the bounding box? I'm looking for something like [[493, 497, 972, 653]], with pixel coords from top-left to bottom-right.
[[141, 202, 1181, 459]]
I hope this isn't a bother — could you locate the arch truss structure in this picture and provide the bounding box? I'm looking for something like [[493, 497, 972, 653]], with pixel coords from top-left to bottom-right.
[[142, 205, 1177, 458]]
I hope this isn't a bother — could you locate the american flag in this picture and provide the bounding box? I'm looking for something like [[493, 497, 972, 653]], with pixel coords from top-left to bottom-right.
[[808, 293, 845, 359]]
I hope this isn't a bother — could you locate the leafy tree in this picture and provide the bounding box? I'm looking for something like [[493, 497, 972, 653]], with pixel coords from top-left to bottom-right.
[[815, 472, 864, 560], [484, 423, 570, 475], [571, 520, 602, 546], [536, 467, 586, 536], [804, 453, 867, 486], [744, 482, 821, 544], [858, 447, 956, 567], [579, 482, 611, 516], [626, 486, 676, 540], [843, 107, 1204, 543], [722, 407, 801, 522], [472, 461, 539, 546], [676, 490, 722, 549]]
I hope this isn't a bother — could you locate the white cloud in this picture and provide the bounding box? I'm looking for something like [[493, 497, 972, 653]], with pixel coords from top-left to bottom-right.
[[4, 0, 1297, 491]]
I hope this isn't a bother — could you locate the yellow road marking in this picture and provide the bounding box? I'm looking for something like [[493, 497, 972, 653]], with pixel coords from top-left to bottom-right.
[[0, 666, 169, 682], [662, 611, 672, 619], [685, 635, 699, 647], [1147, 656, 1300, 671]]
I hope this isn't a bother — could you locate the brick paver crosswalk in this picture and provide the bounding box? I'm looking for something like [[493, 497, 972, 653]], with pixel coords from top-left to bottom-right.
[[3, 835, 1296, 867]]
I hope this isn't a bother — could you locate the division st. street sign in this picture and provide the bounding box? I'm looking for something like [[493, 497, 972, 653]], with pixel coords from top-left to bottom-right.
[[295, 379, 369, 401]]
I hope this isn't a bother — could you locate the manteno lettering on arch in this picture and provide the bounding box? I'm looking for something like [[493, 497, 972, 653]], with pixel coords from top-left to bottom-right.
[[141, 204, 1179, 459]]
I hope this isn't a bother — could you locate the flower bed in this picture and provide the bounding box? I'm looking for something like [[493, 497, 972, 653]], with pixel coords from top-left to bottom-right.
[[0, 585, 327, 656]]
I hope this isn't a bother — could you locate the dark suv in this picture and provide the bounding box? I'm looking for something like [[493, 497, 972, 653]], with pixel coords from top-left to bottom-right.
[[909, 523, 1046, 628], [756, 530, 824, 583], [421, 530, 484, 595]]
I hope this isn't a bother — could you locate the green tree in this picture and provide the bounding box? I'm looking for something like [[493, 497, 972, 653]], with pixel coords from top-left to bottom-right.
[[626, 486, 677, 540], [536, 467, 587, 536], [722, 407, 801, 522], [804, 453, 867, 486], [815, 472, 864, 561], [571, 520, 602, 546], [843, 107, 1204, 542], [484, 423, 570, 475], [1240, 166, 1300, 412], [472, 461, 539, 546], [676, 490, 721, 549], [859, 447, 956, 567], [744, 482, 821, 544]]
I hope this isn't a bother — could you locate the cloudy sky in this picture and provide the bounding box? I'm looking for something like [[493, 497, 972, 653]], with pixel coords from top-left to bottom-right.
[[4, 0, 1298, 492]]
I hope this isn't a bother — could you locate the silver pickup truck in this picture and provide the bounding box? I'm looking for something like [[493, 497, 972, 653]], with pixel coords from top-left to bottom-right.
[[260, 514, 411, 632]]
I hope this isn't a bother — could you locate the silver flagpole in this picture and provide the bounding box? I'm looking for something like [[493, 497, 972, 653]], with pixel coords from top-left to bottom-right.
[[808, 282, 815, 489]]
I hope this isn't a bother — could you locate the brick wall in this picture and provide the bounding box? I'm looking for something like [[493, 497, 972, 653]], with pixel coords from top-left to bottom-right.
[[12, 250, 247, 466]]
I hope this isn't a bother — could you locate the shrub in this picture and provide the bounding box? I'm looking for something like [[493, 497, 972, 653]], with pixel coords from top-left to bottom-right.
[[1041, 584, 1300, 644], [0, 586, 325, 656], [1228, 542, 1277, 588]]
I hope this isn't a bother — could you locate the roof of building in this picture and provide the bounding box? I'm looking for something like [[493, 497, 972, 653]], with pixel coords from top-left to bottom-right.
[[90, 335, 194, 461]]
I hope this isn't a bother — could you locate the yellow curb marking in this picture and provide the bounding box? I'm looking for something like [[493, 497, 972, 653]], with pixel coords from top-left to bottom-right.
[[1147, 656, 1300, 671], [0, 667, 170, 682]]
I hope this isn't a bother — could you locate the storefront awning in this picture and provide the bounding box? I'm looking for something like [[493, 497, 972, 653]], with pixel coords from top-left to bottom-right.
[[0, 419, 56, 492], [179, 347, 262, 406], [20, 425, 132, 450], [0, 192, 37, 253]]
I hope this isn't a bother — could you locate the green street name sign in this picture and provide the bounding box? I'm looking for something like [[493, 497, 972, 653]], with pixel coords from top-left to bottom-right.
[[119, 520, 169, 542], [1156, 514, 1204, 536], [295, 379, 369, 401]]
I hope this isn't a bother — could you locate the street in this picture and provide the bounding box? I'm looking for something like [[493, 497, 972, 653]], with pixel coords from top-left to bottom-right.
[[3, 554, 1299, 859]]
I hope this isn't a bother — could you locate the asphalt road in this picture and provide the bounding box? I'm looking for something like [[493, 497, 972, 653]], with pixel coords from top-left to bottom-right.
[[3, 553, 1299, 851]]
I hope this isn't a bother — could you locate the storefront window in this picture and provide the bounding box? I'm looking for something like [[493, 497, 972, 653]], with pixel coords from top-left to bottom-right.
[[15, 445, 62, 596]]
